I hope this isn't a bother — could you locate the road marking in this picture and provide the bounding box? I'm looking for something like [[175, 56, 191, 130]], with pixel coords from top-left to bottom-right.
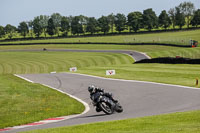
[[0, 128, 12, 131], [14, 74, 34, 83], [65, 72, 200, 90], [138, 52, 151, 59]]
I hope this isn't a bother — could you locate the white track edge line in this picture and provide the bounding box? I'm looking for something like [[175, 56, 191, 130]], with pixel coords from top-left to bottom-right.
[[64, 72, 200, 90], [138, 52, 151, 59], [11, 74, 90, 130], [14, 74, 34, 83]]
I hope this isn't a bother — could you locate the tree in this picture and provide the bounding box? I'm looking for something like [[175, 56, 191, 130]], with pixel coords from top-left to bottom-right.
[[78, 15, 88, 34], [0, 26, 5, 38], [98, 16, 110, 34], [68, 15, 73, 34], [33, 16, 43, 37], [86, 17, 98, 34], [158, 10, 171, 30], [127, 11, 143, 32], [178, 1, 195, 28], [142, 8, 158, 31], [107, 13, 115, 33], [18, 21, 29, 38], [51, 13, 62, 36], [71, 16, 84, 35], [47, 18, 55, 37], [39, 15, 49, 37], [28, 20, 33, 37], [191, 9, 200, 27], [168, 8, 176, 29], [4, 24, 17, 39], [175, 7, 186, 29], [60, 16, 70, 36], [114, 13, 127, 33]]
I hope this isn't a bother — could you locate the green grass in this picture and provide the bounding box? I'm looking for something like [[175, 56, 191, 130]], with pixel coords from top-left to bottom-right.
[[148, 47, 200, 59], [22, 110, 200, 133], [0, 51, 199, 87], [0, 52, 133, 128], [0, 43, 185, 52], [78, 63, 200, 87], [1, 29, 200, 131], [0, 74, 84, 129], [1, 29, 200, 45], [0, 52, 133, 74], [1, 43, 200, 58]]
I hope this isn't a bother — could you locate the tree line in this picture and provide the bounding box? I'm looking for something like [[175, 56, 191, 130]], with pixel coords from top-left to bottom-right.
[[0, 1, 200, 39]]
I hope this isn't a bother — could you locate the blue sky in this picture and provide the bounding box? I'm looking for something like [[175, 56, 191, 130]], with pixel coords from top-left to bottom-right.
[[0, 0, 199, 26]]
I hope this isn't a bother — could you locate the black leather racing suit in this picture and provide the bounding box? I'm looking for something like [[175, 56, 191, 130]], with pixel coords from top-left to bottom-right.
[[90, 87, 117, 112]]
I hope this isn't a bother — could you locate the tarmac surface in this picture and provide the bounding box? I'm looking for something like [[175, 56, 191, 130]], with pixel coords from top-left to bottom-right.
[[5, 72, 200, 133]]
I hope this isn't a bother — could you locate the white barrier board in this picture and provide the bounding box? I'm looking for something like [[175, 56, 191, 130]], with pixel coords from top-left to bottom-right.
[[106, 70, 116, 75], [70, 67, 77, 72], [50, 71, 56, 74]]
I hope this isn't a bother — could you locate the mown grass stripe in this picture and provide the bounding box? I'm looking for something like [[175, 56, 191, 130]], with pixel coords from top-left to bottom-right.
[[0, 52, 132, 74]]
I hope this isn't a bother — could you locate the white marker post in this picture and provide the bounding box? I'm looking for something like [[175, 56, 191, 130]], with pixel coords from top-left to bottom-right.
[[106, 70, 116, 75], [70, 67, 77, 72], [190, 40, 193, 45]]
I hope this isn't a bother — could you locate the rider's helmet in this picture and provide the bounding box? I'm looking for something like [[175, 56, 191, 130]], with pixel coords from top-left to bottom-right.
[[88, 85, 95, 93]]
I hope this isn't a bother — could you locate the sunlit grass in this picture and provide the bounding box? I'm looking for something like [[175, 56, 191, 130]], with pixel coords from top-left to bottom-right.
[[23, 110, 200, 133], [1, 29, 199, 45], [0, 74, 84, 129]]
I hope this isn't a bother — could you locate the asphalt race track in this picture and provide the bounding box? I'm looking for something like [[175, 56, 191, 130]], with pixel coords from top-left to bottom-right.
[[5, 72, 200, 133], [2, 50, 200, 132]]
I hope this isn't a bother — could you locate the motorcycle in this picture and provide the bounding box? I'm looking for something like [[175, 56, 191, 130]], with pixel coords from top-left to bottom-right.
[[90, 92, 123, 115]]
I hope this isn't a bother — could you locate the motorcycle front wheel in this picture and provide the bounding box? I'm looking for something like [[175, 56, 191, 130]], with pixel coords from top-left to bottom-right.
[[99, 102, 114, 115]]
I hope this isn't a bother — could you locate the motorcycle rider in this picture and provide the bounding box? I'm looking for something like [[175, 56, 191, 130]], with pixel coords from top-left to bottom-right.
[[88, 85, 118, 112]]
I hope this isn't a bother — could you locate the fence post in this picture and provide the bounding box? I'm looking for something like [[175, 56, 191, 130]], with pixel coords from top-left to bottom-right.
[[196, 78, 199, 87]]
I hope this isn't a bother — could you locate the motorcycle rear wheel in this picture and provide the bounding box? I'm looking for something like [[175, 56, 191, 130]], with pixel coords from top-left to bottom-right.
[[115, 104, 123, 113]]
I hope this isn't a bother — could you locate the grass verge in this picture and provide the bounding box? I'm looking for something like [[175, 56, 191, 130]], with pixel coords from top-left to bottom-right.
[[22, 110, 200, 133], [0, 74, 84, 129], [78, 63, 200, 87]]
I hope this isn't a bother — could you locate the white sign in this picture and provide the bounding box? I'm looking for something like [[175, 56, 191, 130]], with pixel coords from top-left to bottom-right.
[[50, 71, 56, 74], [70, 67, 77, 72], [106, 70, 116, 75]]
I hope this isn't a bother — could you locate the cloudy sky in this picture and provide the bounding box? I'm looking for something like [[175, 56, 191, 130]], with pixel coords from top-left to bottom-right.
[[0, 0, 199, 26]]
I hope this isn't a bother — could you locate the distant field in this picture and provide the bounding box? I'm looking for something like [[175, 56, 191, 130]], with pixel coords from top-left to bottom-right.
[[1, 44, 200, 59], [0, 52, 133, 74], [0, 43, 184, 52], [1, 29, 199, 45], [148, 47, 200, 59]]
